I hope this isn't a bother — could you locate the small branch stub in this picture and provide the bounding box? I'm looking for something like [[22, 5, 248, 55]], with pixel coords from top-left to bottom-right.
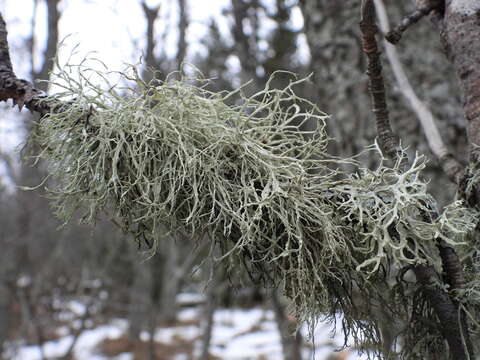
[[386, 0, 443, 44]]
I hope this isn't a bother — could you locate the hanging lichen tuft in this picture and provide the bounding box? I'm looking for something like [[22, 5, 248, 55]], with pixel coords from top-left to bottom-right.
[[29, 63, 478, 358]]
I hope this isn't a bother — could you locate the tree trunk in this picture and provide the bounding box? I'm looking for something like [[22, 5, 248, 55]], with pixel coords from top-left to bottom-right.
[[271, 291, 303, 360]]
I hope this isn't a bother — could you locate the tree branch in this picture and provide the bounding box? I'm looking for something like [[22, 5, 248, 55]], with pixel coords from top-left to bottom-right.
[[413, 265, 471, 360], [360, 0, 400, 160], [0, 12, 60, 115], [360, 2, 474, 358], [385, 0, 443, 44], [374, 0, 463, 184]]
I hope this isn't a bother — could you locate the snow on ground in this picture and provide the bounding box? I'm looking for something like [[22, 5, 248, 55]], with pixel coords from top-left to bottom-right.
[[6, 294, 371, 360], [6, 320, 130, 360]]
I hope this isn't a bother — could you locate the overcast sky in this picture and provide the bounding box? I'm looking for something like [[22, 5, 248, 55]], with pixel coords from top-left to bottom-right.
[[1, 0, 234, 77], [0, 0, 233, 160]]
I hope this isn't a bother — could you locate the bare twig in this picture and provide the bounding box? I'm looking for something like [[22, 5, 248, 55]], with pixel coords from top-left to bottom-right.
[[385, 0, 442, 44]]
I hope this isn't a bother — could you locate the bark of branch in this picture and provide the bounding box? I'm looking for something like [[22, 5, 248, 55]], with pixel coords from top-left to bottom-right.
[[360, 0, 400, 160], [0, 12, 66, 116], [442, 2, 480, 164], [413, 265, 472, 360], [0, 14, 48, 113]]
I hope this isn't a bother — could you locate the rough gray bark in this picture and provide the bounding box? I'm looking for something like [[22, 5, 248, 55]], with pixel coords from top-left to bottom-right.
[[442, 2, 480, 164]]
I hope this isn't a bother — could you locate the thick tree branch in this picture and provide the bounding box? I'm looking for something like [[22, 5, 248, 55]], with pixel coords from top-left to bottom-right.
[[413, 265, 471, 360], [373, 10, 470, 350], [0, 13, 58, 115]]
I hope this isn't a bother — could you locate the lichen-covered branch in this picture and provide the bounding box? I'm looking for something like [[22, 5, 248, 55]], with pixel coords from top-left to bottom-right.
[[2, 6, 479, 359], [360, 1, 475, 358]]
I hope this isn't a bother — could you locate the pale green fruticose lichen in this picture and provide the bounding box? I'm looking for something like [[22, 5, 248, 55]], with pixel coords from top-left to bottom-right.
[[29, 63, 479, 358]]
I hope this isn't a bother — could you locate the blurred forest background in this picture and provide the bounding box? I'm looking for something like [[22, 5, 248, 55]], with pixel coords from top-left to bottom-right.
[[0, 0, 469, 359]]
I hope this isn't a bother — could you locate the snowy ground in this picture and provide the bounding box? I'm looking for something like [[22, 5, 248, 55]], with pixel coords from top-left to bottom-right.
[[5, 294, 371, 360]]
